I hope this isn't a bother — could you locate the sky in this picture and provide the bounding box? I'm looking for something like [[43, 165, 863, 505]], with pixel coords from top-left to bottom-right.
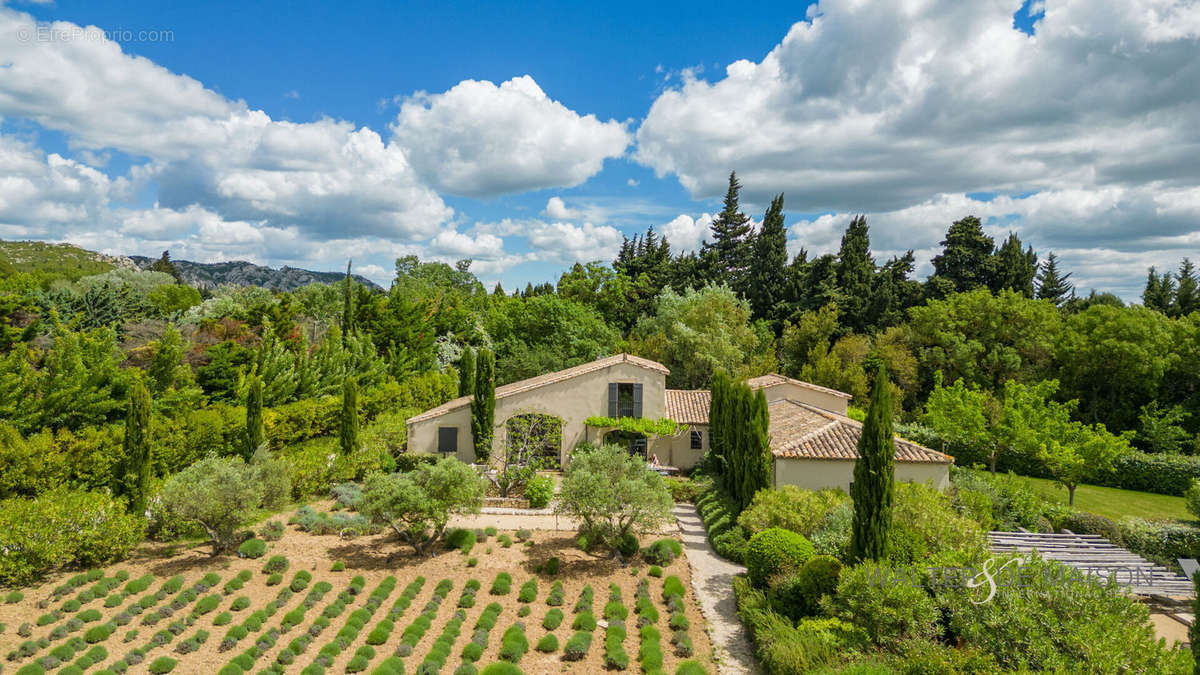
[[1, 0, 1198, 299]]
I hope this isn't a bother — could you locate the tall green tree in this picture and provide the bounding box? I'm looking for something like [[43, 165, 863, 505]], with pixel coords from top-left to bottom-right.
[[929, 216, 996, 294], [148, 250, 182, 282], [472, 349, 496, 462], [991, 233, 1037, 297], [245, 374, 265, 458], [1035, 252, 1073, 305], [1143, 267, 1175, 313], [747, 194, 789, 326], [458, 347, 475, 398], [849, 366, 894, 563], [1173, 259, 1197, 317], [834, 215, 876, 333], [341, 260, 355, 346], [701, 172, 754, 290], [339, 375, 359, 455], [147, 324, 185, 393], [740, 388, 772, 511], [119, 378, 152, 516]]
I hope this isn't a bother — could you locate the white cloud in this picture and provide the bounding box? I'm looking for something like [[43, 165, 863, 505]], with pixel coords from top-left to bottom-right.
[[543, 196, 579, 220], [472, 217, 626, 265], [636, 0, 1200, 212], [391, 75, 631, 197], [431, 228, 506, 258], [626, 178, 639, 187], [660, 213, 714, 254], [0, 7, 452, 241]]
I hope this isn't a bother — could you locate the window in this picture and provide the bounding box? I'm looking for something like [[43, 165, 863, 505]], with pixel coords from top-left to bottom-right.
[[608, 382, 643, 418], [437, 427, 458, 455], [690, 430, 703, 450]]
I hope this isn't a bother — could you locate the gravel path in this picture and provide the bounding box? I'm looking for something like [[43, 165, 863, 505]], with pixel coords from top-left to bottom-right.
[[676, 503, 760, 675]]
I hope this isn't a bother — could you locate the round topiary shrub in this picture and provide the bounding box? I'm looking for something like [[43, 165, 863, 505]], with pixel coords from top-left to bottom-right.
[[237, 539, 267, 559], [745, 527, 815, 587], [147, 656, 177, 673]]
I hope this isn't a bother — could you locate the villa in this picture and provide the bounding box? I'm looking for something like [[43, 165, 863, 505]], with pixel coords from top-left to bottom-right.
[[406, 353, 951, 491]]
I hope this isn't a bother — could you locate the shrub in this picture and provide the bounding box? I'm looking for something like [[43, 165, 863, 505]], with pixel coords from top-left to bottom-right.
[[1119, 517, 1200, 569], [266, 573, 283, 586], [446, 528, 477, 555], [641, 538, 683, 565], [258, 520, 285, 542], [737, 486, 849, 537], [542, 608, 564, 630], [357, 458, 485, 555], [562, 631, 592, 661], [0, 489, 144, 586], [263, 555, 289, 574], [290, 570, 312, 593], [479, 664, 522, 675], [535, 633, 558, 652], [6, 590, 24, 603], [821, 564, 939, 646], [695, 487, 747, 562], [498, 624, 528, 662], [331, 561, 345, 572], [158, 456, 274, 556], [675, 660, 707, 675], [518, 579, 537, 603], [237, 539, 267, 559], [230, 596, 250, 611], [648, 565, 663, 578], [467, 557, 478, 568], [1058, 511, 1122, 543], [85, 624, 114, 643], [490, 573, 512, 595], [539, 557, 561, 576], [662, 576, 685, 601], [768, 554, 842, 621], [665, 477, 700, 503], [498, 534, 513, 548], [745, 528, 815, 587], [515, 529, 532, 542], [147, 657, 177, 673], [525, 475, 554, 508], [572, 611, 596, 631]]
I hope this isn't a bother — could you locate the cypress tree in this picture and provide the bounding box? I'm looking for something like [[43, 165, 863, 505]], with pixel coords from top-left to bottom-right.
[[341, 260, 354, 346], [740, 388, 772, 510], [1035, 252, 1074, 305], [849, 366, 895, 563], [748, 193, 789, 325], [471, 349, 496, 462], [709, 371, 731, 487], [120, 379, 152, 516], [834, 215, 876, 332], [991, 233, 1037, 297], [458, 348, 476, 398], [245, 374, 265, 458], [339, 375, 359, 455]]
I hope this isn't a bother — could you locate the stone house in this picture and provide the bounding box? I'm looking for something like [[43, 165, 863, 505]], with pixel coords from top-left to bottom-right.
[[405, 353, 951, 491]]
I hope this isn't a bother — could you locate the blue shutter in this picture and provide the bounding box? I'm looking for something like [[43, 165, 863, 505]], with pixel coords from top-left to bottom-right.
[[633, 383, 643, 418], [608, 383, 618, 417]]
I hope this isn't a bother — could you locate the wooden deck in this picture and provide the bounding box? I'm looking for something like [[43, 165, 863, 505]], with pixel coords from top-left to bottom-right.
[[988, 530, 1194, 597]]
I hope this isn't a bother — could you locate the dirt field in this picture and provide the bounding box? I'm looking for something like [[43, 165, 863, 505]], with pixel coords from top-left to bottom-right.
[[0, 507, 716, 675]]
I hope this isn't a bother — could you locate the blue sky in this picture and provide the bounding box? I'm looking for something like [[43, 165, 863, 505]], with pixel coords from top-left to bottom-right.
[[2, 0, 1198, 298]]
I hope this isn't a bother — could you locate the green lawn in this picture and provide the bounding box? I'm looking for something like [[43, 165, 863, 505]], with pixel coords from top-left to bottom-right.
[[1016, 473, 1193, 523]]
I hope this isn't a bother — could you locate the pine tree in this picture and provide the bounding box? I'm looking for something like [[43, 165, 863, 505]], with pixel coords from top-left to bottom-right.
[[1143, 267, 1174, 313], [1173, 259, 1197, 317], [1035, 252, 1074, 305], [929, 216, 996, 293], [244, 374, 265, 458], [149, 250, 182, 282], [991, 233, 1037, 297], [339, 375, 359, 455], [119, 379, 152, 516], [493, 282, 506, 297], [472, 349, 496, 462], [341, 260, 355, 346], [748, 193, 789, 325], [849, 366, 895, 563], [701, 172, 753, 289], [458, 347, 476, 397]]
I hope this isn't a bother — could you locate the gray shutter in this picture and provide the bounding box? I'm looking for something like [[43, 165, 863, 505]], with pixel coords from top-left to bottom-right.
[[608, 382, 618, 417], [633, 383, 643, 418]]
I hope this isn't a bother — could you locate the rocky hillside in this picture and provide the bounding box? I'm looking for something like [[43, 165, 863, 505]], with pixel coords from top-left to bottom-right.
[[129, 256, 383, 291], [0, 240, 135, 284]]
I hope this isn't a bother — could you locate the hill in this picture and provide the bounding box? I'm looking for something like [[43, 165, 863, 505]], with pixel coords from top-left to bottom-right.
[[129, 255, 383, 291], [0, 240, 135, 286]]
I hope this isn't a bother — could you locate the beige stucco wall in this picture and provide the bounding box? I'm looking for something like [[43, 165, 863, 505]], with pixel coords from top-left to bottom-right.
[[407, 361, 667, 466], [653, 423, 708, 470], [773, 457, 950, 492], [757, 381, 849, 415]]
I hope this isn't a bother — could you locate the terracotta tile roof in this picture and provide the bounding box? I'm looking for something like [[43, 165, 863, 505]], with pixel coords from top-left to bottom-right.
[[406, 353, 670, 424], [746, 373, 854, 400], [768, 399, 952, 464], [665, 389, 711, 424]]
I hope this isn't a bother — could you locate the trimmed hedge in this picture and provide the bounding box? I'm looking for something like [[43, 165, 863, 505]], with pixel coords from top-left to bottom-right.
[[694, 487, 748, 563], [745, 528, 815, 587]]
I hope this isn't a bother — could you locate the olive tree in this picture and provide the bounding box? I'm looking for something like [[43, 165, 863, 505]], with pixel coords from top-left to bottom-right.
[[158, 455, 269, 556], [358, 457, 484, 555], [556, 443, 673, 554]]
